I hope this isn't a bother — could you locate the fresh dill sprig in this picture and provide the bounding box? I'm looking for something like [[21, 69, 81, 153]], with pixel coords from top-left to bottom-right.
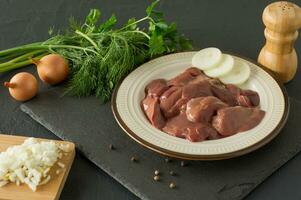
[[0, 0, 193, 102]]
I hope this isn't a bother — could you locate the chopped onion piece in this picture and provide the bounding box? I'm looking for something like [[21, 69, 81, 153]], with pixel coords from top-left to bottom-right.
[[0, 180, 8, 187], [0, 138, 69, 191], [58, 144, 71, 152], [57, 162, 65, 168]]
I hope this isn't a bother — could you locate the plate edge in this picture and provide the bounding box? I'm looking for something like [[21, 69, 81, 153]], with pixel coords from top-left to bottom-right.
[[111, 51, 290, 160]]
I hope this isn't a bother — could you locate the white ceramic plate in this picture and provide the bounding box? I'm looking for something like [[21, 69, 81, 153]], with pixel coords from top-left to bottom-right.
[[112, 52, 289, 160]]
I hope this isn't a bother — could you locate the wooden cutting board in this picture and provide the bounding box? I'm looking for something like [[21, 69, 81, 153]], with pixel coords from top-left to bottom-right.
[[0, 134, 75, 200]]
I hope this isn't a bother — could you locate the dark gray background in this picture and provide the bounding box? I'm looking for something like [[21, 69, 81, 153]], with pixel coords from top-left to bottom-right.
[[1, 0, 301, 199]]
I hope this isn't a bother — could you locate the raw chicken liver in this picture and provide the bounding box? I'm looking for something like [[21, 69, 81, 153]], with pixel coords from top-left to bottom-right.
[[141, 96, 166, 129], [168, 67, 201, 86], [186, 96, 228, 123], [160, 87, 184, 118], [211, 84, 237, 106], [212, 106, 265, 136], [141, 67, 265, 142], [163, 113, 219, 142], [145, 79, 169, 97], [182, 81, 212, 100], [226, 84, 260, 107]]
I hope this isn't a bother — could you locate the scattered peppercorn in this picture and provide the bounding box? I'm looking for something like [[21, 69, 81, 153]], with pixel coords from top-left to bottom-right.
[[154, 175, 160, 181], [154, 170, 160, 175], [109, 144, 114, 150], [131, 156, 138, 162], [169, 182, 176, 189], [169, 170, 175, 176]]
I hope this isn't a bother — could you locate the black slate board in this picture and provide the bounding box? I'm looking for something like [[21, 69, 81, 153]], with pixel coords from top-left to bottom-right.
[[20, 86, 301, 200]]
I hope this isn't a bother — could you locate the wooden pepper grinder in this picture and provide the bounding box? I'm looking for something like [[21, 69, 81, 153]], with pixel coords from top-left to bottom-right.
[[258, 1, 301, 83]]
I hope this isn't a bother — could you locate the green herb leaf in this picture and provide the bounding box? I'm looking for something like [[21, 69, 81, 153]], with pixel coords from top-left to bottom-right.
[[179, 35, 193, 50], [98, 14, 117, 32], [69, 17, 81, 31], [0, 0, 193, 103], [48, 27, 54, 36], [125, 18, 137, 31], [149, 34, 166, 57], [165, 22, 177, 37], [152, 11, 163, 19], [146, 0, 160, 16], [85, 9, 101, 27], [155, 22, 168, 31]]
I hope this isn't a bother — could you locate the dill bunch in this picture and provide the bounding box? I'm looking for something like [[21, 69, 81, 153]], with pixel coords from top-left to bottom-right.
[[0, 0, 192, 102]]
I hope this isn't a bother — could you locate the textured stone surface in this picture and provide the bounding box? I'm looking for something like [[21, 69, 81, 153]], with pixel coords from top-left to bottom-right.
[[0, 67, 136, 200], [1, 0, 301, 199], [21, 85, 301, 200]]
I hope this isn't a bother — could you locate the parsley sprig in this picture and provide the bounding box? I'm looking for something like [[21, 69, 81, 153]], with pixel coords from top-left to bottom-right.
[[0, 0, 192, 102]]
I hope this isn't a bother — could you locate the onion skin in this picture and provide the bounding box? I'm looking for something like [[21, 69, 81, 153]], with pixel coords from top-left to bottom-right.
[[4, 72, 38, 101], [34, 54, 69, 85]]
